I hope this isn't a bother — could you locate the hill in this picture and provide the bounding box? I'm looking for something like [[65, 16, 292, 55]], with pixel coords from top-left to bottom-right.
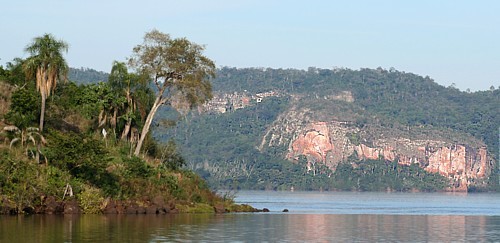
[[155, 67, 499, 192], [68, 67, 109, 84], [0, 64, 253, 214]]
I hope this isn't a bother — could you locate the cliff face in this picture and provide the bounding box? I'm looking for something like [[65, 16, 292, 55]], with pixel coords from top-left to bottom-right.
[[353, 142, 491, 191], [290, 122, 333, 164], [260, 106, 494, 191]]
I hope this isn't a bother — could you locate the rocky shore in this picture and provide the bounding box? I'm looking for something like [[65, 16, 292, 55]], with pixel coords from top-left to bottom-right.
[[0, 195, 262, 215]]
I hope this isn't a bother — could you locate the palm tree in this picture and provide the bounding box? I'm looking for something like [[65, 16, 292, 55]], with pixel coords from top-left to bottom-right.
[[108, 61, 151, 142], [2, 125, 46, 161], [108, 61, 133, 139], [23, 33, 69, 132]]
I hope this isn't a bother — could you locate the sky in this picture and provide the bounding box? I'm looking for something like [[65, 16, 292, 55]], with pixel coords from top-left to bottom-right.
[[1, 0, 499, 91]]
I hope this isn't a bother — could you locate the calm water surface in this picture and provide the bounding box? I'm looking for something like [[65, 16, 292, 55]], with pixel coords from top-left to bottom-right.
[[1, 191, 499, 242], [235, 190, 500, 215]]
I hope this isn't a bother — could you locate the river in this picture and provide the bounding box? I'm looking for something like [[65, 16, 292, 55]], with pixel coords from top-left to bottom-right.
[[1, 191, 499, 242]]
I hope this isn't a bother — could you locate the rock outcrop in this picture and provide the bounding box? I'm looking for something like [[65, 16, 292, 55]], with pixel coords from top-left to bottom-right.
[[201, 90, 280, 114], [352, 142, 491, 191], [102, 196, 175, 214], [290, 122, 333, 165], [260, 106, 495, 191]]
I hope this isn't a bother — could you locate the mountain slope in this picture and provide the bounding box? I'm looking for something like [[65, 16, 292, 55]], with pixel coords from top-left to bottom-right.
[[155, 67, 499, 191], [68, 67, 108, 84]]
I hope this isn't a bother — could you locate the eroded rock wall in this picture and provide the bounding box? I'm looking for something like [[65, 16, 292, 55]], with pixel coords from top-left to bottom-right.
[[261, 114, 494, 191]]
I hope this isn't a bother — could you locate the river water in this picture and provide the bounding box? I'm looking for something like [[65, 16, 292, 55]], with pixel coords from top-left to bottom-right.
[[1, 191, 499, 242]]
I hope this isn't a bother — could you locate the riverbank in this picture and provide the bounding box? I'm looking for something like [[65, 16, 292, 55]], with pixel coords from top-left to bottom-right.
[[0, 194, 260, 215]]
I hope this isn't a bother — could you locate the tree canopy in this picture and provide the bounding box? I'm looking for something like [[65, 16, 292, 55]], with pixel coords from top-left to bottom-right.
[[0, 32, 235, 215], [128, 29, 215, 156], [23, 33, 68, 132]]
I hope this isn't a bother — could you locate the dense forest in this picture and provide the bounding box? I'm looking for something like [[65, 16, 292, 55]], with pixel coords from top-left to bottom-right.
[[0, 32, 254, 215], [155, 67, 499, 191]]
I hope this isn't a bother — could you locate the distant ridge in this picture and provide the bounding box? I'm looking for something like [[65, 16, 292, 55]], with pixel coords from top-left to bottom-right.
[[154, 67, 499, 191], [68, 67, 109, 85]]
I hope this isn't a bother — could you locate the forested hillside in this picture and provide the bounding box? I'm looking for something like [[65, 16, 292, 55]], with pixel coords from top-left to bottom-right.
[[211, 67, 498, 153], [0, 32, 255, 215], [68, 67, 108, 84], [155, 67, 499, 191], [0, 63, 244, 214]]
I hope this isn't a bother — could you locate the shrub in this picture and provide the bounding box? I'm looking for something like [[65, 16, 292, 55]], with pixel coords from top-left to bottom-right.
[[77, 185, 105, 214], [176, 203, 214, 213], [44, 130, 119, 196], [158, 141, 186, 171]]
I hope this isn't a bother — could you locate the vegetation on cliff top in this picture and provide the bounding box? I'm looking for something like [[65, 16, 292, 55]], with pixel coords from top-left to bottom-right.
[[0, 32, 243, 214]]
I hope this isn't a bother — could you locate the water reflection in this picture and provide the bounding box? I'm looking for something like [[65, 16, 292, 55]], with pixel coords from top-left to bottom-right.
[[1, 214, 499, 242], [284, 214, 497, 242]]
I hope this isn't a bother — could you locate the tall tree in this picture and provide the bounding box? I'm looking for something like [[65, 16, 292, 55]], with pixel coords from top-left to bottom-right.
[[129, 30, 215, 156], [23, 34, 69, 132], [108, 61, 132, 139], [108, 61, 151, 141]]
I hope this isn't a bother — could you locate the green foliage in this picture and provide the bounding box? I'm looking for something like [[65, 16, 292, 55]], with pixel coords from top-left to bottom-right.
[[2, 126, 44, 161], [155, 67, 498, 190], [176, 203, 214, 213], [44, 130, 119, 196], [155, 96, 299, 189], [76, 82, 117, 120], [49, 82, 82, 114], [0, 151, 39, 209], [44, 166, 75, 197], [1, 131, 229, 212], [23, 34, 69, 93], [5, 86, 40, 129], [0, 149, 74, 211], [0, 58, 27, 86], [77, 185, 105, 214], [152, 173, 181, 198], [333, 159, 449, 191], [129, 29, 216, 156], [2, 34, 497, 214], [141, 132, 160, 157], [122, 156, 153, 178], [158, 141, 186, 171], [69, 67, 108, 85], [0, 31, 234, 213], [212, 67, 498, 161], [347, 132, 361, 146], [23, 33, 69, 133], [157, 96, 289, 159], [227, 203, 257, 212]]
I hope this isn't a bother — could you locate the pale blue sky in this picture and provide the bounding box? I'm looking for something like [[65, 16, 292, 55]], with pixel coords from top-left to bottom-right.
[[1, 0, 499, 91]]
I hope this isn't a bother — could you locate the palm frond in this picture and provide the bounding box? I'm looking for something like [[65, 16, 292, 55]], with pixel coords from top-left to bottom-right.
[[28, 135, 36, 145], [26, 127, 39, 132], [9, 138, 20, 148], [24, 33, 68, 97], [3, 125, 20, 133]]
